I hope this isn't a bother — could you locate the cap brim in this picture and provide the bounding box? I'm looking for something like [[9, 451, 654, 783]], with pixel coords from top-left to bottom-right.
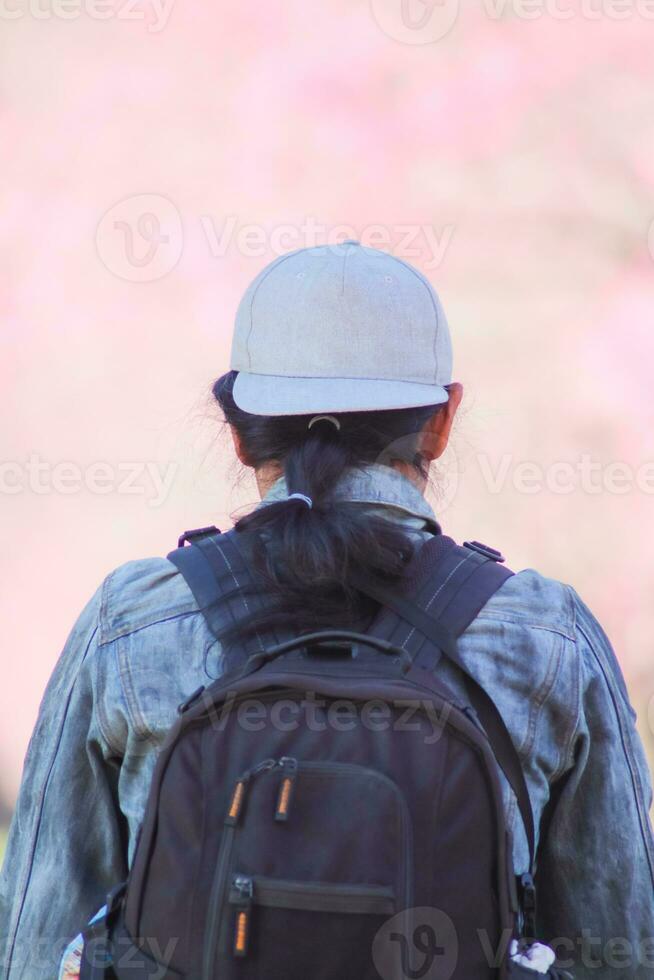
[[232, 372, 450, 416]]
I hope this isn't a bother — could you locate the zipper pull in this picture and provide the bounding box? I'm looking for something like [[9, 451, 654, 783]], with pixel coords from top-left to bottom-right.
[[251, 758, 278, 777], [225, 759, 277, 826], [225, 777, 247, 826], [275, 757, 298, 822], [232, 875, 254, 958]]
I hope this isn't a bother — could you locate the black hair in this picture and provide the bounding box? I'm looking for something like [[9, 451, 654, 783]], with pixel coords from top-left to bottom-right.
[[212, 370, 446, 652]]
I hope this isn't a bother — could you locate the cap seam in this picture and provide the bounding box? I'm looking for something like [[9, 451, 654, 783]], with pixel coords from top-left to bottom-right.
[[377, 252, 443, 385], [237, 370, 448, 386], [244, 250, 305, 369]]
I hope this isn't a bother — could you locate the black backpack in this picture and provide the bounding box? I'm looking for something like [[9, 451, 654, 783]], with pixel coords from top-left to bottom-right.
[[79, 526, 569, 980]]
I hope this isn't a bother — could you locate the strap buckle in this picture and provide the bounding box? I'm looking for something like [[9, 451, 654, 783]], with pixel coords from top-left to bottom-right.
[[79, 883, 125, 979], [177, 525, 220, 548], [518, 872, 537, 938], [463, 540, 505, 562], [177, 685, 206, 715], [106, 882, 126, 920]]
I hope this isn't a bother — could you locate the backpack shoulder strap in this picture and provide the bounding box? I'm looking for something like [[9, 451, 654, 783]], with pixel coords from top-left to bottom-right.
[[350, 536, 536, 880], [167, 526, 224, 613], [167, 526, 274, 663]]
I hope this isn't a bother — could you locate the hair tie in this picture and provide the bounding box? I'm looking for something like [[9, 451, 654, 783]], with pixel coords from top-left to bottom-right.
[[287, 492, 313, 509], [307, 414, 341, 432]]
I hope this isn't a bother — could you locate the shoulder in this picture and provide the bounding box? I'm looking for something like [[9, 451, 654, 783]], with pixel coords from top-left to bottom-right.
[[456, 566, 598, 783], [475, 566, 577, 641], [458, 566, 581, 701], [467, 561, 631, 710], [479, 564, 623, 680], [97, 555, 198, 644]]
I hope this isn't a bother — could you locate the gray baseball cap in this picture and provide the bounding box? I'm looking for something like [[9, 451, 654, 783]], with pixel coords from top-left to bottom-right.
[[229, 241, 452, 416]]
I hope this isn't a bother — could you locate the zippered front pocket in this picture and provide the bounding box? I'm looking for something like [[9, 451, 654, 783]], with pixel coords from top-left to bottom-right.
[[229, 873, 396, 957], [202, 756, 412, 980], [285, 759, 414, 910]]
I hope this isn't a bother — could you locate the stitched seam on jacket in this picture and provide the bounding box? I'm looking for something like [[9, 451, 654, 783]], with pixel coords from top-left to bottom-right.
[[577, 620, 654, 888], [98, 561, 199, 644], [116, 637, 159, 743], [473, 614, 575, 642], [520, 632, 565, 763], [4, 625, 100, 977], [95, 641, 127, 758], [100, 607, 202, 644], [553, 599, 582, 780]]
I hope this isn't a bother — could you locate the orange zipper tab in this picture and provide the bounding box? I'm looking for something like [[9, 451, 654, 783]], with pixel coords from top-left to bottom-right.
[[225, 779, 246, 826], [275, 757, 298, 822], [233, 909, 250, 957], [225, 758, 277, 826], [232, 876, 253, 957]]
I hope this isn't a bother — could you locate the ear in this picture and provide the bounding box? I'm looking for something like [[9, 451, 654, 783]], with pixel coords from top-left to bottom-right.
[[421, 383, 463, 462], [229, 424, 250, 466]]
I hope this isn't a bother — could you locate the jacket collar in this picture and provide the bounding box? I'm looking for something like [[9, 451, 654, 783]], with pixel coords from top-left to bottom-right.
[[256, 462, 441, 535]]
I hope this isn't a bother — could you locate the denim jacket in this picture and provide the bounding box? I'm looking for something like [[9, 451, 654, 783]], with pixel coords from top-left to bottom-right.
[[1, 462, 653, 979]]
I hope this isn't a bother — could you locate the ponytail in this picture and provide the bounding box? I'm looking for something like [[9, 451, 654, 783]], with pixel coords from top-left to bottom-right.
[[212, 371, 443, 651]]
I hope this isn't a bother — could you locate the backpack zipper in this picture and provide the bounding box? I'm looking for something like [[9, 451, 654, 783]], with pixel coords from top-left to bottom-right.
[[274, 757, 298, 821], [228, 873, 395, 957], [230, 873, 396, 914], [203, 757, 413, 977], [202, 759, 277, 977], [224, 758, 277, 826], [232, 875, 254, 957]]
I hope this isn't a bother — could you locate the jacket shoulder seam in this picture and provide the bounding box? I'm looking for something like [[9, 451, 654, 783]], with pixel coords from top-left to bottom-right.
[[473, 611, 575, 642], [97, 559, 198, 644]]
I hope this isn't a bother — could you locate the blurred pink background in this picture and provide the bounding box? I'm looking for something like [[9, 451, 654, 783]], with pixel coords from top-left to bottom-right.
[[2, 0, 654, 819]]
